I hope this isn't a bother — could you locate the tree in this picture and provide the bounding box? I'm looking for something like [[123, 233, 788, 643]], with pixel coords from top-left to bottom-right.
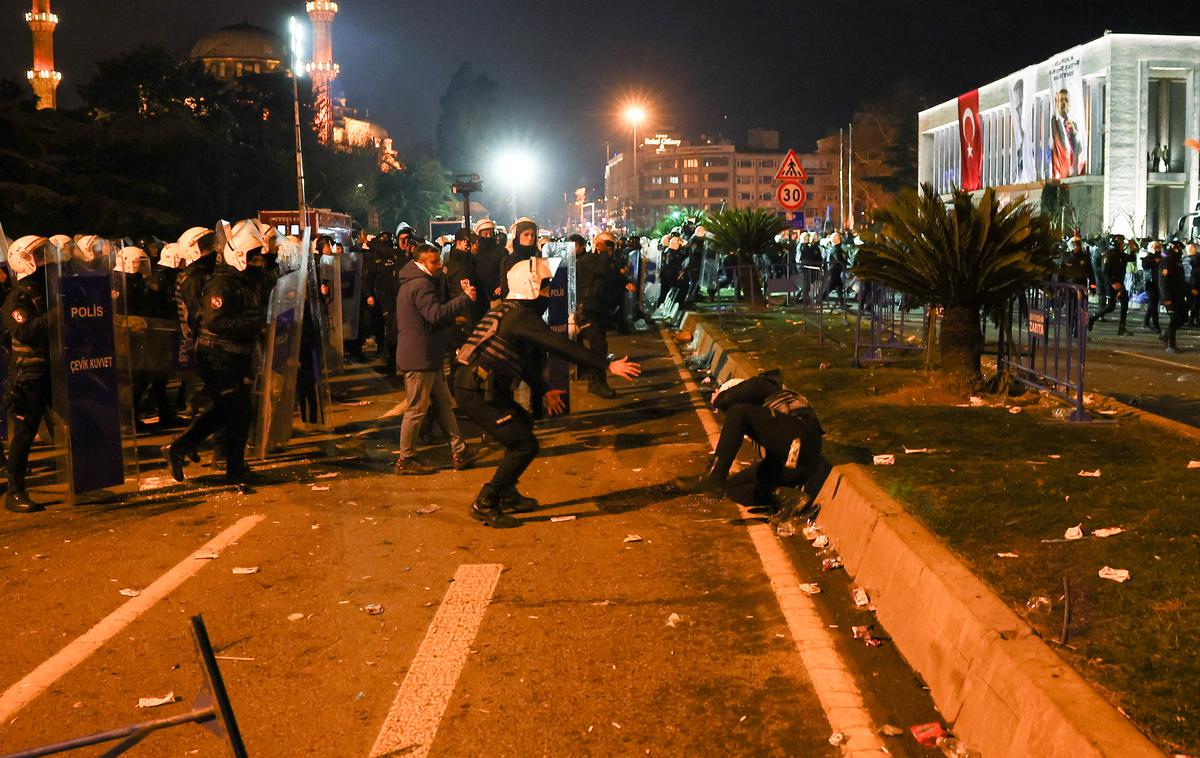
[[705, 208, 787, 303], [650, 207, 708, 238], [854, 184, 1059, 384], [78, 45, 225, 120], [435, 63, 498, 174], [854, 79, 939, 211], [373, 152, 453, 233]]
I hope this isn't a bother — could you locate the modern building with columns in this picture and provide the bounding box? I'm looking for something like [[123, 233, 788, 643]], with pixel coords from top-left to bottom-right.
[[918, 33, 1200, 238]]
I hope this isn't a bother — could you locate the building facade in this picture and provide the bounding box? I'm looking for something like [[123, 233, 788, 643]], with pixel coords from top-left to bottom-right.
[[190, 22, 286, 80], [918, 33, 1200, 238], [604, 129, 847, 231]]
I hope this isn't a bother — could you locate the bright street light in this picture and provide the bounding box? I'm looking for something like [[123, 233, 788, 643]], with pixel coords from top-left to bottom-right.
[[288, 17, 306, 77], [624, 105, 647, 126], [492, 148, 539, 221]]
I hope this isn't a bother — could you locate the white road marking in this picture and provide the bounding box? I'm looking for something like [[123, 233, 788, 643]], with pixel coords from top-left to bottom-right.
[[660, 328, 887, 756], [1110, 349, 1199, 372], [0, 514, 264, 725], [369, 563, 503, 758]]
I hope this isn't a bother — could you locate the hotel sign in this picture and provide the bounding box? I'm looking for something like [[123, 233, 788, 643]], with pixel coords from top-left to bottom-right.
[[643, 133, 682, 153]]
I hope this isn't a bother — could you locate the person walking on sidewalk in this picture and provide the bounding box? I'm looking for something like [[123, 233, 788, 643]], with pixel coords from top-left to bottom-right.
[[453, 257, 642, 527], [394, 243, 477, 474]]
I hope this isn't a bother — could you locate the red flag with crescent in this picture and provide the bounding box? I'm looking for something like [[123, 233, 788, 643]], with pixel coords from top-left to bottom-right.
[[958, 90, 983, 191]]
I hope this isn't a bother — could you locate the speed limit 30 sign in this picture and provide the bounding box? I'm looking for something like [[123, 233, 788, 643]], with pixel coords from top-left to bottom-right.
[[776, 182, 806, 211]]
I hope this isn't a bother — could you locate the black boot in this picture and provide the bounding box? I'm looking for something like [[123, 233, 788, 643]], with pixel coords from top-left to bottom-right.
[[5, 490, 44, 514], [163, 443, 187, 482], [673, 461, 726, 497], [471, 485, 519, 528], [587, 378, 618, 399], [769, 490, 815, 527], [497, 488, 538, 513]]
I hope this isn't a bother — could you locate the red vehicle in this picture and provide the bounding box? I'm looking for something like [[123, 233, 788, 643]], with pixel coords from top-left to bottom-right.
[[258, 208, 353, 245]]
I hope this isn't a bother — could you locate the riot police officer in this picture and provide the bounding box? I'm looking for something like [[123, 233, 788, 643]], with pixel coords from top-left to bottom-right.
[[366, 231, 401, 373], [173, 226, 219, 355], [1159, 240, 1189, 353], [1140, 240, 1161, 333], [1087, 234, 1132, 335], [453, 258, 642, 527], [164, 220, 267, 484], [576, 232, 623, 398], [2, 236, 52, 513]]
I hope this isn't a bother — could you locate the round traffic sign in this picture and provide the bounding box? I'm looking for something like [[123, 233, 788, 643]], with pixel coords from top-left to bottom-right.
[[776, 182, 806, 211]]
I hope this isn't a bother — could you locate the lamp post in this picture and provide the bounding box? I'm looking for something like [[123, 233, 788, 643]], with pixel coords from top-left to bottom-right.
[[288, 16, 308, 218], [624, 105, 646, 228], [494, 150, 536, 225]]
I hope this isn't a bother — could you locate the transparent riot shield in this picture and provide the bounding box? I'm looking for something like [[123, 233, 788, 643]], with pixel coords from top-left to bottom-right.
[[319, 250, 344, 375], [624, 244, 641, 331], [340, 249, 363, 342], [304, 241, 333, 428], [45, 238, 140, 504], [253, 229, 312, 458], [642, 240, 662, 316]]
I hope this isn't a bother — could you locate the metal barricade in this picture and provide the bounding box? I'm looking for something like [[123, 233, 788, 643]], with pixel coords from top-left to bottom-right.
[[998, 281, 1089, 421], [854, 285, 932, 366]]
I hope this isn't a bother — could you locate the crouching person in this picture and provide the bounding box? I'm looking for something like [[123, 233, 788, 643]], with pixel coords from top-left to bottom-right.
[[678, 369, 828, 525]]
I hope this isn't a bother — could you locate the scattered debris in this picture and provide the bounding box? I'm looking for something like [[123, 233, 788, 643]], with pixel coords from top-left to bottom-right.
[[775, 521, 797, 537], [1189, 461, 1200, 469], [137, 692, 177, 709], [996, 552, 1020, 558], [880, 724, 904, 737], [1077, 469, 1102, 478], [1027, 596, 1052, 612], [798, 583, 821, 595], [872, 454, 895, 466], [1008, 406, 1023, 414], [623, 534, 643, 543], [193, 551, 219, 560], [852, 625, 883, 647], [666, 613, 681, 628], [828, 732, 846, 746], [214, 656, 254, 662], [311, 485, 331, 492], [287, 613, 305, 622], [550, 515, 577, 523], [903, 446, 933, 454], [316, 472, 340, 478], [1093, 527, 1125, 538], [415, 505, 440, 515], [819, 362, 830, 371], [118, 588, 140, 598], [363, 603, 385, 616], [801, 525, 822, 541], [910, 722, 949, 748], [1048, 454, 1061, 459], [1099, 566, 1131, 583], [968, 396, 984, 407], [591, 600, 612, 606], [812, 535, 830, 549], [851, 586, 871, 607], [1064, 524, 1084, 540], [232, 567, 260, 575], [821, 556, 844, 571]]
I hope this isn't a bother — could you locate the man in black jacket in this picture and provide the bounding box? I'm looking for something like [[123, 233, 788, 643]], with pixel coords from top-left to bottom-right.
[[453, 257, 641, 527], [164, 220, 267, 485], [473, 219, 505, 307], [576, 232, 625, 398], [1087, 234, 1132, 335], [1159, 240, 1189, 353], [394, 243, 476, 473]]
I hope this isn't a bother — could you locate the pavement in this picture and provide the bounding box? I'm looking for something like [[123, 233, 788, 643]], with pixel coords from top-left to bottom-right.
[[0, 330, 941, 757]]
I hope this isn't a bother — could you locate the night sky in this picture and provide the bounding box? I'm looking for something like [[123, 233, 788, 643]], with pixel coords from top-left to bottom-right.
[[1, 0, 1189, 217]]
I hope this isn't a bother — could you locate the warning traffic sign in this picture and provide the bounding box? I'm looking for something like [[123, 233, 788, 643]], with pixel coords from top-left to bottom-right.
[[774, 149, 808, 182], [776, 182, 806, 211]]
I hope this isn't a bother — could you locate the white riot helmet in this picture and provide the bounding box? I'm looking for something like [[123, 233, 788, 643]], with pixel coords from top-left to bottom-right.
[[74, 234, 105, 263], [474, 218, 496, 235], [506, 256, 554, 300], [221, 219, 265, 272], [177, 226, 213, 266], [116, 246, 151, 276], [594, 231, 617, 252], [830, 232, 843, 246], [49, 234, 72, 257], [9, 235, 48, 281], [158, 242, 183, 269]]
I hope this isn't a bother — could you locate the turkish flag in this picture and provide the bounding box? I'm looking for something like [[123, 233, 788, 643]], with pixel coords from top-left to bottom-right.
[[958, 90, 983, 191]]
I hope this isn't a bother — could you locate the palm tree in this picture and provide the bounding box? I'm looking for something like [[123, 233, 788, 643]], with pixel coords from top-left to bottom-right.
[[854, 184, 1059, 384], [705, 208, 787, 303], [373, 153, 453, 233]]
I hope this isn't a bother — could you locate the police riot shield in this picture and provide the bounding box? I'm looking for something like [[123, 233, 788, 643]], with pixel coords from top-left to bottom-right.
[[253, 229, 312, 458], [45, 238, 140, 504], [0, 228, 9, 444], [340, 248, 363, 342], [624, 243, 641, 331], [303, 241, 333, 428], [642, 239, 662, 316], [544, 248, 574, 414], [319, 249, 345, 375]]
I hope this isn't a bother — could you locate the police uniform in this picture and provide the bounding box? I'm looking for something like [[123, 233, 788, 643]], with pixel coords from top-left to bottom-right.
[[1159, 246, 1189, 353], [1087, 236, 1132, 334], [2, 269, 51, 512], [166, 263, 264, 482], [175, 252, 219, 355], [576, 245, 615, 397], [454, 297, 609, 527], [366, 243, 400, 373]]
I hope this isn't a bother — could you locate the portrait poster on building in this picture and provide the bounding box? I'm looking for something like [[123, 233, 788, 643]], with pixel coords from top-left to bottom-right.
[[1049, 49, 1087, 178], [957, 89, 983, 191], [1008, 66, 1037, 184]]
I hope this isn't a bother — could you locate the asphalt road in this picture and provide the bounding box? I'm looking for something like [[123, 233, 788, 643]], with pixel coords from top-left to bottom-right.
[[0, 331, 939, 757]]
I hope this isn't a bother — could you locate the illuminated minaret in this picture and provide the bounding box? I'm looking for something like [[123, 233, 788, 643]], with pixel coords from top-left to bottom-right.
[[305, 1, 340, 143], [25, 0, 61, 110]]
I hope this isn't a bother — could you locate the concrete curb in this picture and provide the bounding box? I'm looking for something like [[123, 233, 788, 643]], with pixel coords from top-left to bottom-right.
[[678, 312, 1164, 758]]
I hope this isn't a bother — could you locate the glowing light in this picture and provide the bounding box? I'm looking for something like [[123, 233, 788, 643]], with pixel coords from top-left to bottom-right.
[[288, 17, 306, 77], [624, 105, 647, 127], [493, 149, 539, 190]]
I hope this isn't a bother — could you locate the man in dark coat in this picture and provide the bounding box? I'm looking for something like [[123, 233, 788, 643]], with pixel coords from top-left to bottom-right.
[[394, 243, 476, 473], [576, 232, 621, 398], [1159, 240, 1189, 353], [473, 219, 505, 306]]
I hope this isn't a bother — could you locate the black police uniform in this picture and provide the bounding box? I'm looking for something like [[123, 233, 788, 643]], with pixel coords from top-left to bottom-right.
[[1186, 252, 1200, 326], [175, 252, 219, 354], [2, 269, 51, 511], [576, 249, 613, 393], [1159, 250, 1189, 352], [369, 246, 401, 373], [1140, 248, 1161, 331], [453, 299, 609, 525], [167, 262, 264, 481], [1088, 241, 1132, 334]]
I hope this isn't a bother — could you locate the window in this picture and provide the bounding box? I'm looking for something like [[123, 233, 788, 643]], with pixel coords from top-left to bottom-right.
[[667, 189, 677, 199], [704, 188, 722, 198], [759, 160, 774, 167], [738, 192, 752, 200], [683, 158, 699, 168], [760, 175, 773, 183], [737, 160, 753, 168], [705, 172, 729, 182], [683, 189, 695, 198], [668, 176, 680, 184], [683, 173, 700, 183], [1148, 78, 1184, 174], [650, 176, 663, 185], [703, 157, 729, 167], [737, 175, 754, 185], [759, 193, 772, 201], [805, 177, 814, 185]]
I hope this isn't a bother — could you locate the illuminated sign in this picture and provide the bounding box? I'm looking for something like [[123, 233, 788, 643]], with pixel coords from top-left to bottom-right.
[[644, 134, 682, 153]]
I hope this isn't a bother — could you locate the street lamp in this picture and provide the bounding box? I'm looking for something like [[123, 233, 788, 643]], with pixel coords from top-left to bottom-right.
[[623, 104, 647, 227], [288, 16, 307, 215], [493, 149, 537, 224]]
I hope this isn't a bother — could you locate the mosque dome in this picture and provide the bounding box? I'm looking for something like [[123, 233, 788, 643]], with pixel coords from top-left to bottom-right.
[[190, 22, 285, 78]]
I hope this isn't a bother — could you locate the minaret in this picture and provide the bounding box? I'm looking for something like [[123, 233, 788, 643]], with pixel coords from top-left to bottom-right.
[[25, 0, 61, 110], [305, 1, 340, 143]]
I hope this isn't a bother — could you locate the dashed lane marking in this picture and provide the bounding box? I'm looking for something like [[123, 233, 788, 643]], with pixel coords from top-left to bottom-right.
[[660, 328, 887, 756], [0, 514, 265, 725], [369, 563, 503, 758]]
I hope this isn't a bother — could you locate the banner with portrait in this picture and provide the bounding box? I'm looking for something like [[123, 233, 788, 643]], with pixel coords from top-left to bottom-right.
[[1008, 66, 1037, 184], [1048, 49, 1087, 179]]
